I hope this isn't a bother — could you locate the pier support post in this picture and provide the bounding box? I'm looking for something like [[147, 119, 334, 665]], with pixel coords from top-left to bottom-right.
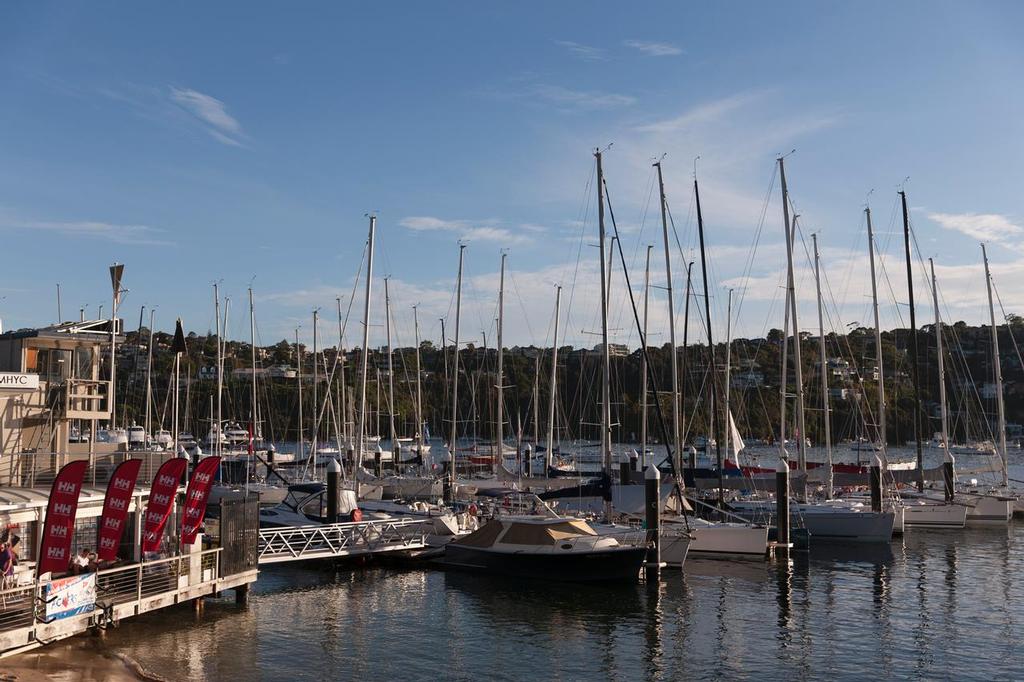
[[870, 455, 882, 513], [644, 464, 662, 581], [776, 457, 790, 560], [943, 451, 956, 503], [193, 597, 204, 615], [327, 458, 341, 523], [235, 584, 249, 605]]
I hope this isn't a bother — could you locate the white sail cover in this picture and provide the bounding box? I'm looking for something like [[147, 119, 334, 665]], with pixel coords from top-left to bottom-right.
[[729, 410, 745, 457]]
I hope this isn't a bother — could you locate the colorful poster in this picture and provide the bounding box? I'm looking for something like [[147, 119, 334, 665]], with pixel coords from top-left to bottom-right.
[[43, 573, 97, 620], [37, 460, 89, 576], [96, 458, 143, 562], [181, 456, 221, 544], [141, 458, 187, 553]]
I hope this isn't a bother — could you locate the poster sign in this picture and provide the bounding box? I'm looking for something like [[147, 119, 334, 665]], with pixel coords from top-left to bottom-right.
[[181, 456, 220, 544], [141, 458, 187, 553], [43, 573, 97, 621], [0, 373, 39, 390], [96, 458, 142, 562], [37, 460, 89, 576]]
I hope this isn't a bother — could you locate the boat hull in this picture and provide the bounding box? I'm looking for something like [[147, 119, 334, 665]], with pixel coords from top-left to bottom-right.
[[688, 525, 768, 560], [441, 544, 646, 582], [902, 502, 967, 529], [965, 496, 1013, 525]]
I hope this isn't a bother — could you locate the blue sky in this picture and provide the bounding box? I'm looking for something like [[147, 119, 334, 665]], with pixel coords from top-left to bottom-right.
[[2, 2, 1023, 350]]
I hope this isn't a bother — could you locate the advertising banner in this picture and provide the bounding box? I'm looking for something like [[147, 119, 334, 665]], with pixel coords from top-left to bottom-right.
[[141, 458, 187, 554], [181, 456, 220, 544], [37, 460, 89, 576], [43, 573, 97, 620], [96, 458, 143, 562]]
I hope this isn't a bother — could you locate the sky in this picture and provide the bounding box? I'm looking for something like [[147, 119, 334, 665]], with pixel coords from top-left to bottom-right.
[[2, 2, 1024, 352]]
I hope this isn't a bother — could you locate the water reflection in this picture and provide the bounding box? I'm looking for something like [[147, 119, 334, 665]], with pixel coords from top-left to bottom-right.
[[83, 524, 1024, 681]]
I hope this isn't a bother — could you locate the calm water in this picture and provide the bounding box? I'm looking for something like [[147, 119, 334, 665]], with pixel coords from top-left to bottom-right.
[[63, 521, 1023, 681]]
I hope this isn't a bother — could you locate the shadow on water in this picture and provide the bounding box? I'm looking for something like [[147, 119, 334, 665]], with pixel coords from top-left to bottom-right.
[[80, 522, 1024, 681]]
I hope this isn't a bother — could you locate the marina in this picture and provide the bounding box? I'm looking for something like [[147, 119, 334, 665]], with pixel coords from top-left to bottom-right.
[[4, 2, 1024, 679]]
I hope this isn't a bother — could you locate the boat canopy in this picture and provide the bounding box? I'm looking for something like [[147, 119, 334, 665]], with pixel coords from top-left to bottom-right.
[[453, 519, 598, 549]]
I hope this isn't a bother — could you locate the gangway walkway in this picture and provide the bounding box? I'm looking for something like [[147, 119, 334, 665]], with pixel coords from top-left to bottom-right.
[[257, 518, 429, 565]]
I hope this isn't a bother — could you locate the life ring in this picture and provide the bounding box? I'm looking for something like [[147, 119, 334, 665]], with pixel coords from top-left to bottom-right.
[[350, 508, 363, 522], [467, 503, 478, 517]]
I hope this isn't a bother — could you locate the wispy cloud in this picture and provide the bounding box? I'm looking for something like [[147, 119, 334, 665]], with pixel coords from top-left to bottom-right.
[[169, 87, 245, 146], [0, 220, 172, 246], [554, 40, 606, 61], [399, 216, 533, 245], [531, 84, 635, 111], [927, 212, 1023, 246], [634, 91, 764, 134], [623, 40, 682, 57]]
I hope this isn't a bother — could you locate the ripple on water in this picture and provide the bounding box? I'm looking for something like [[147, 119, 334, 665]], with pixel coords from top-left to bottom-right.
[[90, 524, 1024, 681]]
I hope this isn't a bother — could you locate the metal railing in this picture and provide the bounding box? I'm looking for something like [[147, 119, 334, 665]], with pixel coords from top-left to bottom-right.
[[257, 518, 428, 564], [0, 549, 223, 645]]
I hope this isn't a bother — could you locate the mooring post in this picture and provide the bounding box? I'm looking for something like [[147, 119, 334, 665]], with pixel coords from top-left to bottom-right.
[[943, 451, 956, 503], [870, 455, 882, 513], [374, 446, 382, 478], [327, 458, 341, 523], [776, 457, 790, 560], [644, 464, 662, 581], [524, 443, 532, 477]]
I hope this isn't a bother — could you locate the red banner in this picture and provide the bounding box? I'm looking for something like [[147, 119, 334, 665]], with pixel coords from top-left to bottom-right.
[[181, 456, 221, 545], [96, 458, 142, 562], [141, 458, 187, 554], [37, 460, 89, 576]]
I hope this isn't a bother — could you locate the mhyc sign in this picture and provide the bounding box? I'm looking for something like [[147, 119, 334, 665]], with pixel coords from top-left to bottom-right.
[[0, 372, 40, 390]]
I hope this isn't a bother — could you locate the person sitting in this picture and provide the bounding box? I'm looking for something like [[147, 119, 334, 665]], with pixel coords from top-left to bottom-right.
[[70, 548, 90, 575]]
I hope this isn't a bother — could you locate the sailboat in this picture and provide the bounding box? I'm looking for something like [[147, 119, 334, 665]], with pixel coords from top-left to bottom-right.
[[731, 157, 896, 544]]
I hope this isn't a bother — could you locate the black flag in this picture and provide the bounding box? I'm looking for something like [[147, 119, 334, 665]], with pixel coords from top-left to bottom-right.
[[109, 263, 124, 305], [171, 318, 187, 354]]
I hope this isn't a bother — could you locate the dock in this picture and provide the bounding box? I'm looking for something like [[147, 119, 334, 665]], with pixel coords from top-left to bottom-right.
[[257, 518, 428, 565]]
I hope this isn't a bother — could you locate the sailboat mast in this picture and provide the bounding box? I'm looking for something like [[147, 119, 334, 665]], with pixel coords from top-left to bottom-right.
[[145, 308, 155, 440], [930, 259, 951, 459], [866, 207, 887, 462], [596, 149, 613, 519], [532, 355, 540, 476], [413, 305, 423, 449], [357, 215, 376, 474], [449, 244, 466, 494], [813, 233, 833, 497], [214, 283, 222, 458], [682, 261, 694, 468], [900, 191, 925, 492], [982, 243, 1008, 486], [295, 328, 303, 460], [312, 308, 320, 465], [384, 278, 396, 452], [779, 159, 807, 473], [249, 288, 257, 448], [694, 173, 722, 500], [655, 162, 682, 462], [640, 246, 652, 461], [336, 297, 347, 446], [546, 285, 562, 472], [724, 289, 733, 468], [495, 254, 506, 475]]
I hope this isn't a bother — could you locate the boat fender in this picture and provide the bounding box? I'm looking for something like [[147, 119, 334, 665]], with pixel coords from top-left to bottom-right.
[[468, 503, 478, 516], [351, 508, 363, 523]]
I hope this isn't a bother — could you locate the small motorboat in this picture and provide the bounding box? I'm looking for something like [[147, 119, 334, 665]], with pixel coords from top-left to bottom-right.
[[440, 516, 647, 583]]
